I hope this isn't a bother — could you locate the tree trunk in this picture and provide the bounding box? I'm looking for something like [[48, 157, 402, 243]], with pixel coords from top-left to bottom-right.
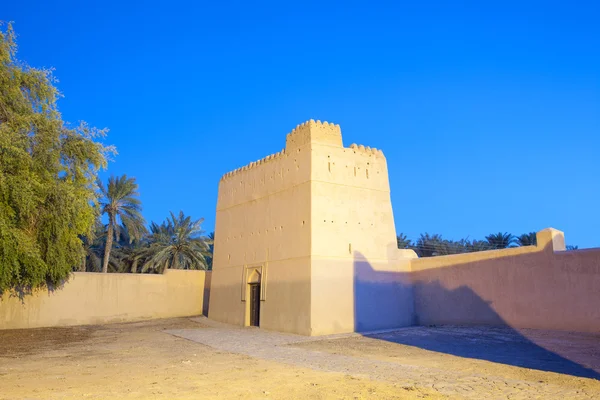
[[171, 253, 178, 271], [102, 223, 114, 273]]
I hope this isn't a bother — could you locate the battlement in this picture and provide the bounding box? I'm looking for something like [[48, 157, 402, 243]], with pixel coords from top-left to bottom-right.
[[221, 148, 286, 181], [285, 119, 343, 150], [348, 143, 385, 158], [220, 121, 385, 181]]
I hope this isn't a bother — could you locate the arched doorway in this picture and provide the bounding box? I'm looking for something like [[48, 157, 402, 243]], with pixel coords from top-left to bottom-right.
[[246, 269, 261, 327]]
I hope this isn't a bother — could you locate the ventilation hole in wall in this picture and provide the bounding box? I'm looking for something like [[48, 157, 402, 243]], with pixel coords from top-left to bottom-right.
[[324, 220, 327, 222], [280, 226, 283, 230], [366, 169, 369, 179], [302, 220, 305, 226], [228, 254, 231, 260], [297, 148, 300, 153], [328, 162, 331, 172], [349, 243, 352, 254]]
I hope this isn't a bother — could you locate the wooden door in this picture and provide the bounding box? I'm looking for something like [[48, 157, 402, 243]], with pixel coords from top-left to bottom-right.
[[249, 283, 260, 327]]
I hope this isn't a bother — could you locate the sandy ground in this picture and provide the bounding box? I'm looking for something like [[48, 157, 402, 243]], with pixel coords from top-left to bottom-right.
[[1, 317, 599, 399], [0, 318, 439, 400]]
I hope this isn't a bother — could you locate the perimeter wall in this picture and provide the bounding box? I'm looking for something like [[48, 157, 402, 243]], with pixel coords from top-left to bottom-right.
[[0, 270, 210, 330]]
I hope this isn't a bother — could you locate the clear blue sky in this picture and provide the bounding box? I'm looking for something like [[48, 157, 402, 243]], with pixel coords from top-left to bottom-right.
[[4, 1, 599, 247]]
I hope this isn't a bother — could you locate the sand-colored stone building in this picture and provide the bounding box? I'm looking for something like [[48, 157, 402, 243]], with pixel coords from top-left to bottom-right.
[[208, 120, 414, 335]]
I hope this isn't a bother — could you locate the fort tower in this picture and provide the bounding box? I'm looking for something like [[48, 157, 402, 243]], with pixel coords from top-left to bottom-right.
[[208, 120, 413, 335]]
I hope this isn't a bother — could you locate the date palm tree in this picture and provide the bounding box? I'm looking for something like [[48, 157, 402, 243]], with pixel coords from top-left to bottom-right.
[[206, 231, 215, 270], [80, 218, 106, 272], [397, 233, 412, 249], [97, 175, 146, 273], [142, 211, 212, 273], [485, 232, 516, 249], [517, 232, 537, 246]]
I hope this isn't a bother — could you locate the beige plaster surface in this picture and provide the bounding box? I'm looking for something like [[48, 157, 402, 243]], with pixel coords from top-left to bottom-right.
[[411, 229, 600, 333], [0, 270, 209, 330]]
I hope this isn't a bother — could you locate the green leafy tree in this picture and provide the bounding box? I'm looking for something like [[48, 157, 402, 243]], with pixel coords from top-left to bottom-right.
[[485, 232, 516, 249], [97, 175, 146, 273], [142, 211, 212, 273], [517, 232, 537, 246], [0, 23, 112, 294]]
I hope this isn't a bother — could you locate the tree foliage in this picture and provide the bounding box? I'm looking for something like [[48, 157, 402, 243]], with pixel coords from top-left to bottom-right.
[[142, 211, 211, 273], [398, 230, 549, 257], [485, 232, 517, 249], [97, 174, 146, 273], [517, 232, 537, 247], [0, 23, 113, 294]]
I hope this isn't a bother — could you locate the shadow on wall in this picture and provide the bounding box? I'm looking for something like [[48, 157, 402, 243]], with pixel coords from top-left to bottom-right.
[[352, 252, 415, 332], [353, 251, 600, 380], [203, 272, 212, 316]]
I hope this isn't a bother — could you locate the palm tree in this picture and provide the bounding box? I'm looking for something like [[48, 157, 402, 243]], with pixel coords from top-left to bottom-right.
[[81, 219, 106, 272], [397, 233, 412, 249], [206, 231, 215, 270], [467, 239, 491, 253], [517, 232, 537, 246], [485, 232, 516, 249], [414, 233, 445, 257], [142, 211, 212, 273], [109, 225, 149, 273], [97, 175, 146, 273]]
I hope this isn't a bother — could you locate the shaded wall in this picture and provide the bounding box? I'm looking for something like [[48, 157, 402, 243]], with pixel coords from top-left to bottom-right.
[[411, 228, 600, 333], [0, 270, 208, 330]]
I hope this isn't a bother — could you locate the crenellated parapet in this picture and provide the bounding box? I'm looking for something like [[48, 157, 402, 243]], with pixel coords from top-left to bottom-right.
[[348, 143, 385, 158], [286, 119, 343, 150], [220, 120, 386, 181], [221, 148, 286, 181]]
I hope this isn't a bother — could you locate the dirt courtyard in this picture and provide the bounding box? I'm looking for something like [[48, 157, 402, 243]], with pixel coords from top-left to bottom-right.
[[1, 317, 599, 399]]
